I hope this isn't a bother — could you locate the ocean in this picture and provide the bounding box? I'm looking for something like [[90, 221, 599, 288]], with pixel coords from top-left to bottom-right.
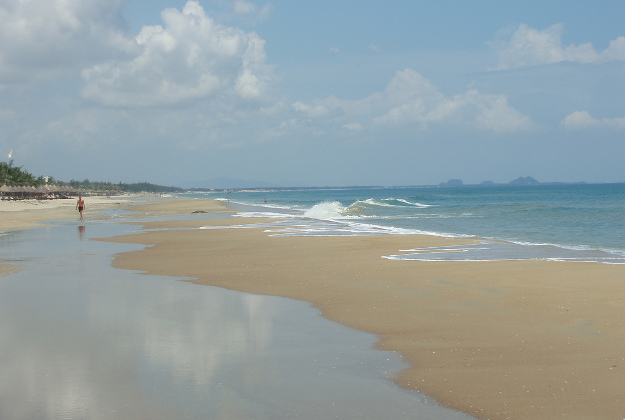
[[178, 183, 625, 264]]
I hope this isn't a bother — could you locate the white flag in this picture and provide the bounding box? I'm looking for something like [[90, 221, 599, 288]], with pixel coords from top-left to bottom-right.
[[7, 149, 12, 159]]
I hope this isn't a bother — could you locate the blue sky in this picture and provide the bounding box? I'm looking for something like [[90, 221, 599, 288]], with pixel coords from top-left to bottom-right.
[[1, 0, 623, 187]]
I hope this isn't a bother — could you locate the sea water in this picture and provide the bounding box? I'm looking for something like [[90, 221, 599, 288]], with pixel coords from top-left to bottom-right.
[[180, 183, 625, 263]]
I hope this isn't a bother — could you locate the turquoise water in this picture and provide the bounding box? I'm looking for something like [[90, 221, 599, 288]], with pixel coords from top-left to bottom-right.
[[179, 183, 625, 263]]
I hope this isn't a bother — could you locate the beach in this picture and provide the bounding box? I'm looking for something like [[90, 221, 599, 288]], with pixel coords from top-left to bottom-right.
[[2, 195, 624, 419], [0, 196, 129, 277], [0, 195, 473, 419], [0, 195, 130, 229], [102, 198, 625, 420]]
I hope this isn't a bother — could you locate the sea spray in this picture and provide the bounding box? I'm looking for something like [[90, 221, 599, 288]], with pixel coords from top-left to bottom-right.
[[303, 201, 345, 219]]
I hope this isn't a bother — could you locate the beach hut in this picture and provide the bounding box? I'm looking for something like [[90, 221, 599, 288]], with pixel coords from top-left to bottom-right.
[[0, 184, 12, 200], [47, 184, 60, 199], [12, 185, 23, 199], [53, 184, 70, 198], [26, 186, 37, 199], [35, 185, 49, 199], [21, 186, 33, 199]]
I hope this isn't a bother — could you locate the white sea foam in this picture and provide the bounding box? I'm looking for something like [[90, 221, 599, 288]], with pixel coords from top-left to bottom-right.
[[350, 198, 432, 209], [392, 198, 432, 208], [303, 201, 346, 220], [232, 211, 300, 219], [383, 241, 625, 264]]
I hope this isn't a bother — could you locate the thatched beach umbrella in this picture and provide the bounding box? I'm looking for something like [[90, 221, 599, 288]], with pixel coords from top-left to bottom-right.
[[21, 186, 34, 199], [0, 184, 12, 199], [12, 185, 25, 199], [27, 185, 37, 198], [35, 185, 48, 198], [55, 185, 69, 196]]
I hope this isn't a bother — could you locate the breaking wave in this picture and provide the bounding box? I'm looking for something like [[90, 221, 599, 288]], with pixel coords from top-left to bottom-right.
[[302, 198, 432, 221], [303, 201, 346, 219]]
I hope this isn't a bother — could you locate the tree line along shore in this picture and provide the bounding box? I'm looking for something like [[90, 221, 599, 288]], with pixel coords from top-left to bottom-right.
[[0, 162, 182, 200]]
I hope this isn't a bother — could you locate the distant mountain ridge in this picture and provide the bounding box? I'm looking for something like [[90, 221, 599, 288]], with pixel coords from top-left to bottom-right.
[[508, 176, 540, 186], [440, 176, 544, 187]]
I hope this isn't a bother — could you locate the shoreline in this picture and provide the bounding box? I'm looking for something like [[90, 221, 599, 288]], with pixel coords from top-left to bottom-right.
[[0, 195, 137, 230], [0, 208, 471, 420], [4, 197, 625, 419], [101, 198, 625, 419], [0, 195, 137, 277]]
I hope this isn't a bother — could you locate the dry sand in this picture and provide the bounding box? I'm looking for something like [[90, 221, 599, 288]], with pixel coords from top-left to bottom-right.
[[5, 197, 625, 419], [0, 195, 134, 230]]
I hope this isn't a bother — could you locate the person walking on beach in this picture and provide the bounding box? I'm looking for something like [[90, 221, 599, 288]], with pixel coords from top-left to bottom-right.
[[76, 196, 85, 219]]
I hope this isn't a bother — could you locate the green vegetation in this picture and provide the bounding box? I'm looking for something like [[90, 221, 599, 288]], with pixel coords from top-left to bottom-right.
[[68, 180, 183, 193], [118, 182, 183, 193], [0, 162, 183, 193], [0, 162, 48, 186]]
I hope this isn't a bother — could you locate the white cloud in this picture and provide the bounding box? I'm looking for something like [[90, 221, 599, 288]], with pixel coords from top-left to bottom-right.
[[293, 69, 532, 134], [81, 1, 272, 107], [601, 36, 625, 61], [562, 111, 599, 129], [292, 101, 330, 118], [231, 0, 272, 22], [0, 0, 137, 82], [562, 111, 625, 130], [343, 123, 363, 131], [492, 24, 625, 70], [466, 91, 533, 133]]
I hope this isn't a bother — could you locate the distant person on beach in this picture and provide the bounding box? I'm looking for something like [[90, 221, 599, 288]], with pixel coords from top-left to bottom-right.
[[76, 196, 85, 219]]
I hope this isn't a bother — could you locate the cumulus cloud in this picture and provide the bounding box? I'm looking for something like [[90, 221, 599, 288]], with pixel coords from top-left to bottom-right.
[[292, 69, 533, 134], [80, 1, 272, 107], [601, 36, 625, 61], [232, 0, 272, 21], [562, 111, 625, 130], [492, 24, 625, 70], [0, 0, 137, 82]]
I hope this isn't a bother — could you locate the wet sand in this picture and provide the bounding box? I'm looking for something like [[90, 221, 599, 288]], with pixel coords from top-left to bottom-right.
[[0, 197, 472, 419], [102, 198, 625, 420], [0, 196, 131, 277], [0, 195, 132, 230]]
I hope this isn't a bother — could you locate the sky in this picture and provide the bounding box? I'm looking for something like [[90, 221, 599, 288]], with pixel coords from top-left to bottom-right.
[[0, 0, 624, 188]]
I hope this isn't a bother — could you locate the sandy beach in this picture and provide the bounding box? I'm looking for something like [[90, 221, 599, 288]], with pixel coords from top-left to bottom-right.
[[0, 195, 132, 229], [98, 198, 625, 420], [3, 196, 624, 419], [0, 195, 132, 277]]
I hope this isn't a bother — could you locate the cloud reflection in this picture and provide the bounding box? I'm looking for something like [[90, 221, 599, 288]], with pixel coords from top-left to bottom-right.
[[0, 223, 473, 419]]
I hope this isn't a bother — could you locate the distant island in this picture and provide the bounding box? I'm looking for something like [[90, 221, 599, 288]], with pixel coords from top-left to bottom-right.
[[438, 176, 588, 187]]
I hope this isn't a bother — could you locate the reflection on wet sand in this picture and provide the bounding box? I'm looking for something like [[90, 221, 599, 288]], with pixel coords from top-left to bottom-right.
[[0, 220, 473, 419]]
